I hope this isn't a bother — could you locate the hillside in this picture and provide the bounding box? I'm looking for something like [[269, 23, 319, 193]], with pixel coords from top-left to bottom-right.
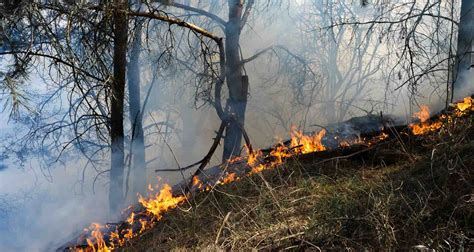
[[118, 108, 474, 251]]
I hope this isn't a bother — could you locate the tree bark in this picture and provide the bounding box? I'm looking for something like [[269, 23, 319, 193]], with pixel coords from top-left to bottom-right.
[[222, 0, 247, 161], [109, 0, 128, 212], [128, 9, 147, 198], [453, 0, 474, 95]]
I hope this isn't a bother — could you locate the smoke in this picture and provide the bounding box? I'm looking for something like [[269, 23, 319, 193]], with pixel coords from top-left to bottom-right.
[[0, 0, 471, 251], [0, 161, 109, 251], [454, 70, 474, 100]]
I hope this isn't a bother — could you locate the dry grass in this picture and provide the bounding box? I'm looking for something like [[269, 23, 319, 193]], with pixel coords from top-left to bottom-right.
[[121, 114, 474, 251]]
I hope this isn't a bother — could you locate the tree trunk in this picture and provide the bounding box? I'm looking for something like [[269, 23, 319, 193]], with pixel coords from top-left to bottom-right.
[[109, 0, 128, 212], [222, 0, 247, 161], [453, 0, 474, 94], [128, 15, 147, 198]]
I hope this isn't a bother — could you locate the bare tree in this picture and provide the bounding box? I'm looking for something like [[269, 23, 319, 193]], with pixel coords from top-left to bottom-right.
[[452, 0, 473, 99], [128, 1, 147, 198], [0, 0, 226, 210], [298, 0, 382, 123], [325, 1, 470, 111], [156, 0, 255, 161], [109, 0, 128, 211]]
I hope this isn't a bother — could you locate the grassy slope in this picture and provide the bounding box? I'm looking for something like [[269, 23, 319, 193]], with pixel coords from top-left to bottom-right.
[[123, 114, 473, 251]]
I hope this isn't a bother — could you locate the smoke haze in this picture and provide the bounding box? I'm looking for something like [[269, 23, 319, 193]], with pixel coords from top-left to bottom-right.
[[0, 0, 472, 251]]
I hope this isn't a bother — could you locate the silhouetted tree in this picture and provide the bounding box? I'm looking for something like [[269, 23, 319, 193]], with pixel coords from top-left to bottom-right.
[[452, 0, 473, 96]]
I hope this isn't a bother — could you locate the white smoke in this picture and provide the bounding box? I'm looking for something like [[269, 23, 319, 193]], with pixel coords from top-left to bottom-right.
[[0, 162, 110, 251]]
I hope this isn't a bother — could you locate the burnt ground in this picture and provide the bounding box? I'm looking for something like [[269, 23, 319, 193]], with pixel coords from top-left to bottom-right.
[[120, 112, 474, 251]]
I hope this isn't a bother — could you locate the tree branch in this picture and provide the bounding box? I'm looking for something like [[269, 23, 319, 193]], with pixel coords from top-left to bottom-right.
[[240, 0, 255, 31], [170, 2, 226, 27], [127, 10, 223, 43]]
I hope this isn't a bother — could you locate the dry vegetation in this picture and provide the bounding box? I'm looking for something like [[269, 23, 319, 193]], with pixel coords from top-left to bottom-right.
[[121, 113, 474, 251]]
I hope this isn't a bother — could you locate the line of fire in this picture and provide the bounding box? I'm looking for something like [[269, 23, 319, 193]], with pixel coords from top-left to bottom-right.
[[0, 0, 472, 251], [62, 96, 473, 251]]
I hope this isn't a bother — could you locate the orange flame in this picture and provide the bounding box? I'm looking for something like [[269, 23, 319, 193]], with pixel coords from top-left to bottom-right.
[[409, 105, 442, 135], [126, 212, 135, 225], [456, 97, 474, 116], [414, 105, 430, 123], [246, 147, 262, 166], [192, 176, 203, 189], [84, 223, 110, 252], [138, 184, 186, 221], [409, 97, 473, 135], [290, 127, 326, 154], [218, 173, 239, 185], [77, 96, 474, 251]]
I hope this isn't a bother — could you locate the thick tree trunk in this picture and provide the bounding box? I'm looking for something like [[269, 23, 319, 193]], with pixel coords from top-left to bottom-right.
[[453, 0, 474, 92], [128, 17, 147, 197], [109, 0, 128, 212], [222, 0, 247, 161]]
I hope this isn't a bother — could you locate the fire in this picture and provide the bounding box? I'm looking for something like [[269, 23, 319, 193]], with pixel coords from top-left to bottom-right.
[[139, 219, 147, 233], [409, 105, 442, 135], [270, 145, 291, 164], [247, 127, 327, 175], [127, 212, 135, 225], [251, 164, 267, 174], [84, 223, 110, 252], [75, 96, 474, 251], [414, 105, 430, 123], [454, 97, 474, 117], [218, 173, 239, 185], [290, 127, 326, 154], [138, 184, 186, 221], [410, 97, 473, 135], [192, 175, 203, 189], [123, 228, 134, 239], [410, 121, 443, 135], [73, 184, 187, 251], [246, 147, 262, 166], [109, 231, 122, 247]]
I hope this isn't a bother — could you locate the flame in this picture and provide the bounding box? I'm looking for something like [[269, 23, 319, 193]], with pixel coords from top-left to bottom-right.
[[414, 105, 430, 123], [456, 97, 473, 114], [109, 231, 123, 248], [290, 127, 326, 154], [409, 98, 473, 135], [138, 184, 186, 221], [73, 183, 188, 251], [409, 105, 442, 135], [84, 223, 110, 252], [246, 147, 262, 166], [139, 219, 147, 233], [76, 96, 474, 251], [410, 121, 443, 135], [218, 173, 238, 185], [192, 175, 203, 189], [123, 228, 134, 240], [126, 212, 135, 225], [377, 132, 389, 141], [456, 97, 474, 112]]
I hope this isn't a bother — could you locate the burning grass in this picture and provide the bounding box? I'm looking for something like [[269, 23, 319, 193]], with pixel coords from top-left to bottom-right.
[[123, 107, 474, 250], [68, 96, 474, 251]]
